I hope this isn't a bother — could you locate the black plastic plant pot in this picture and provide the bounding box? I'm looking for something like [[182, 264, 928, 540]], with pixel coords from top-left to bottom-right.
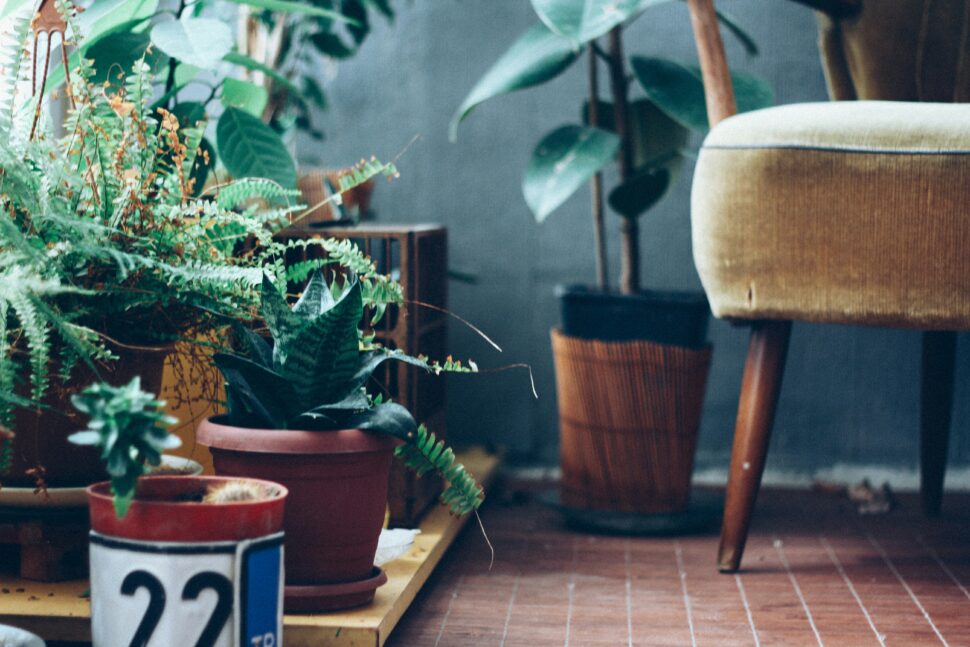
[[557, 284, 710, 348]]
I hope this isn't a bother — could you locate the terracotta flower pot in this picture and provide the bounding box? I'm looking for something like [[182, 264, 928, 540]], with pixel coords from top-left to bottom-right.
[[87, 476, 287, 646], [6, 345, 171, 488], [197, 416, 397, 612]]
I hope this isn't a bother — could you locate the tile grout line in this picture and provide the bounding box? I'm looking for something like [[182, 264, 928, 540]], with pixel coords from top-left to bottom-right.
[[734, 574, 761, 647], [674, 540, 697, 647], [432, 572, 465, 647], [820, 536, 886, 647], [917, 534, 970, 603], [773, 535, 824, 646], [867, 533, 949, 647], [498, 572, 521, 647], [499, 534, 530, 647], [563, 536, 578, 647], [625, 538, 633, 647]]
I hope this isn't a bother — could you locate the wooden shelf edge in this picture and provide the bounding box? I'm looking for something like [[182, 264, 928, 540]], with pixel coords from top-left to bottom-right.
[[284, 448, 500, 646]]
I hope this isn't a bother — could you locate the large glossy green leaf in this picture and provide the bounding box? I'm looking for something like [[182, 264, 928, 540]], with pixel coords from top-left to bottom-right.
[[530, 0, 671, 44], [216, 107, 297, 188], [221, 78, 269, 117], [311, 31, 355, 59], [450, 22, 580, 141], [631, 56, 773, 132], [582, 98, 688, 174], [715, 7, 758, 56], [150, 18, 233, 70], [0, 0, 31, 19], [86, 30, 166, 86], [223, 52, 302, 96], [523, 125, 619, 223], [342, 402, 417, 440], [631, 56, 773, 131], [80, 0, 158, 39], [214, 353, 299, 426], [608, 167, 670, 218], [224, 0, 356, 22]]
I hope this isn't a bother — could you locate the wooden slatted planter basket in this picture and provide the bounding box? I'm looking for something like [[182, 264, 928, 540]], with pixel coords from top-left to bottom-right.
[[552, 329, 712, 514]]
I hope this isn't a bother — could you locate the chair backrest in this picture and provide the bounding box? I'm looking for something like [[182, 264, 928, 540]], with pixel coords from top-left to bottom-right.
[[684, 0, 862, 127], [685, 0, 737, 129]]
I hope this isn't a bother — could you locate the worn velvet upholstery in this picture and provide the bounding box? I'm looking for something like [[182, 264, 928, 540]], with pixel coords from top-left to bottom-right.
[[691, 1, 970, 329], [692, 101, 970, 329]]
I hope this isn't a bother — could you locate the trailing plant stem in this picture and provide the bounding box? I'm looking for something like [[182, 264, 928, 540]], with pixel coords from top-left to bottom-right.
[[607, 27, 639, 294], [587, 46, 608, 292]]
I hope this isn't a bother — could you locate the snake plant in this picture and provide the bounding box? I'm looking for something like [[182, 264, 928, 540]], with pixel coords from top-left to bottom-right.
[[213, 271, 484, 515]]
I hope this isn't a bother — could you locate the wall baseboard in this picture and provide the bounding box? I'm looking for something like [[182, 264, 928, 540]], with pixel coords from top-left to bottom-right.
[[505, 463, 970, 492]]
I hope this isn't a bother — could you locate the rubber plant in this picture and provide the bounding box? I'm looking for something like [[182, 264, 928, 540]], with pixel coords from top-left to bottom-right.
[[451, 0, 773, 294], [213, 270, 484, 515]]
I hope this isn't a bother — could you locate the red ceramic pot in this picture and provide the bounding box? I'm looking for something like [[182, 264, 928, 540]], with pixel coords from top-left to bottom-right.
[[197, 416, 398, 611], [86, 476, 287, 645], [8, 345, 170, 487]]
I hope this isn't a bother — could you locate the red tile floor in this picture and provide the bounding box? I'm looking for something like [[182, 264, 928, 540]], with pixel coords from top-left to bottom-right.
[[387, 485, 970, 646]]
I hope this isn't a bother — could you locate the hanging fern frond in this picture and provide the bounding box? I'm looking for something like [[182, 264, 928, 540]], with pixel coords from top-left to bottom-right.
[[0, 8, 31, 137], [395, 424, 484, 516], [216, 177, 301, 210]]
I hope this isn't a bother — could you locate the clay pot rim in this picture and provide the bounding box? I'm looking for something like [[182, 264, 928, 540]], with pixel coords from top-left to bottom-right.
[[86, 475, 288, 509], [197, 415, 401, 455], [87, 475, 288, 542]]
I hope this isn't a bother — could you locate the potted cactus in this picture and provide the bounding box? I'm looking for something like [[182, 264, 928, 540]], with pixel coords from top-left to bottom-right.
[[70, 378, 288, 646], [198, 271, 483, 612]]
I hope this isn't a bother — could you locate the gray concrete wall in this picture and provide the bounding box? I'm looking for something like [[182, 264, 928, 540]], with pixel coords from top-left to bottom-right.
[[297, 1, 970, 485]]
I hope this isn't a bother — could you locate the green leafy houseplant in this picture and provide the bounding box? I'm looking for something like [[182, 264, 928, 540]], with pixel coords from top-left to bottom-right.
[[451, 0, 772, 294], [68, 378, 180, 516], [0, 10, 399, 480], [214, 270, 484, 515], [452, 0, 773, 517], [3, 0, 401, 190]]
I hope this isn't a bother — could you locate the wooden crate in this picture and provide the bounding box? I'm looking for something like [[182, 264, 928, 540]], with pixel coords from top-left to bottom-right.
[[0, 509, 88, 582], [280, 224, 449, 526]]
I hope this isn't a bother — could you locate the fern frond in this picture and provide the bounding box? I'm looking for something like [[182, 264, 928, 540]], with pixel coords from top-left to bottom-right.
[[216, 178, 301, 210], [394, 425, 484, 516], [0, 8, 31, 138]]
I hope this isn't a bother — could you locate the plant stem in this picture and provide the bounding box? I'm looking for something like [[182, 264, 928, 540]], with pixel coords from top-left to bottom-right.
[[607, 27, 639, 295], [163, 0, 188, 109], [587, 47, 608, 292]]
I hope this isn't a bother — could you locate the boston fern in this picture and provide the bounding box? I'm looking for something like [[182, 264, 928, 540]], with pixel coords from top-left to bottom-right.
[[214, 271, 484, 515], [0, 16, 399, 431]]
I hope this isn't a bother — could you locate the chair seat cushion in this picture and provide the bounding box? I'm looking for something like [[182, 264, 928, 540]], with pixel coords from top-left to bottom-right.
[[691, 101, 970, 329]]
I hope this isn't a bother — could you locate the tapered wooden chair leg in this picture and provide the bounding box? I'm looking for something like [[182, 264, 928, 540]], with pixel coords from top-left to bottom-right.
[[718, 320, 792, 573], [921, 330, 957, 517]]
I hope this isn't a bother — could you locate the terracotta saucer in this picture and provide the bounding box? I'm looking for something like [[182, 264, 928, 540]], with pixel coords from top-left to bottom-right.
[[284, 567, 388, 613]]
